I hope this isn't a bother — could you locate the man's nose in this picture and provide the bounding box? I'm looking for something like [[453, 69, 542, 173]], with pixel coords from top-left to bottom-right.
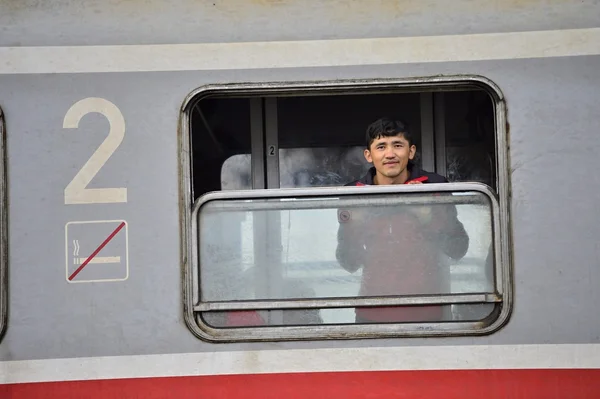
[[384, 148, 395, 158]]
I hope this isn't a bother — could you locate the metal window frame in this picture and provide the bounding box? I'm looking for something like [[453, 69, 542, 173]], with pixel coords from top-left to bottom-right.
[[179, 75, 512, 342], [434, 92, 448, 178], [191, 182, 505, 341], [198, 190, 489, 212], [249, 98, 266, 190], [0, 107, 8, 342], [195, 293, 502, 311], [419, 93, 435, 172]]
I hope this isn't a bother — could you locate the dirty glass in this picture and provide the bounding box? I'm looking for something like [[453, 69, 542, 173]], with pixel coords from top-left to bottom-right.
[[278, 146, 371, 188], [198, 190, 495, 326], [220, 154, 252, 190]]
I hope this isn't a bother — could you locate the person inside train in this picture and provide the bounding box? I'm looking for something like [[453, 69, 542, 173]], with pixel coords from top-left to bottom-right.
[[335, 117, 469, 323]]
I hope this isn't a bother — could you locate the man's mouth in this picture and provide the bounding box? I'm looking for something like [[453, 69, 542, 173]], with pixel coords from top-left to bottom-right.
[[383, 161, 399, 166]]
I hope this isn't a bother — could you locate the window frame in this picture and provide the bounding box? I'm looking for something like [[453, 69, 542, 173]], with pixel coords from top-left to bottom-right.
[[179, 75, 512, 342], [0, 106, 7, 342]]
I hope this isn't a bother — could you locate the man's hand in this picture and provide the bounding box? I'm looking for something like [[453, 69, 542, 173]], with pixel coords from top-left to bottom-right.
[[409, 205, 433, 224], [405, 179, 432, 223]]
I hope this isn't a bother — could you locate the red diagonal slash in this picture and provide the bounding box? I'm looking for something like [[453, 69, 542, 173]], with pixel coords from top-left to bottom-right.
[[68, 221, 126, 281]]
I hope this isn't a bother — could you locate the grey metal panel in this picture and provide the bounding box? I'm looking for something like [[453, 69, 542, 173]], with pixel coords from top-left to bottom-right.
[[0, 74, 203, 360], [264, 98, 280, 188], [263, 98, 283, 323], [434, 93, 447, 177], [1, 0, 600, 46], [0, 55, 598, 360], [419, 93, 435, 172], [250, 98, 265, 190]]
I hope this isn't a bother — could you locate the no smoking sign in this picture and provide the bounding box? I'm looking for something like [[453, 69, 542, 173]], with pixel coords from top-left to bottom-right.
[[65, 220, 129, 283]]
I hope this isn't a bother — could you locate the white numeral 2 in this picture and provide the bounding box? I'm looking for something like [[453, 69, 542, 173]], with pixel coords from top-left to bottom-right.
[[63, 97, 127, 205]]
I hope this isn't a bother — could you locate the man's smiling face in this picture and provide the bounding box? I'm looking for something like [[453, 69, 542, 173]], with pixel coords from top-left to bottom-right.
[[364, 133, 416, 184]]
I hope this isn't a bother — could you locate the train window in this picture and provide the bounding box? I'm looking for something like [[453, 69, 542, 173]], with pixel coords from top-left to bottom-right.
[[192, 184, 502, 340], [182, 76, 511, 341], [0, 107, 7, 342], [189, 97, 253, 198]]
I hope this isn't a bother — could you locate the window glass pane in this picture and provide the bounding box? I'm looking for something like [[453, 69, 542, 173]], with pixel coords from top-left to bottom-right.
[[221, 154, 252, 190], [279, 147, 371, 188], [276, 93, 424, 188], [444, 91, 496, 187], [198, 191, 493, 307], [191, 98, 252, 199], [277, 93, 422, 149]]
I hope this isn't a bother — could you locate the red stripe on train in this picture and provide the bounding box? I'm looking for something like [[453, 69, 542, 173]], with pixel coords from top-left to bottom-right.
[[1, 369, 600, 398]]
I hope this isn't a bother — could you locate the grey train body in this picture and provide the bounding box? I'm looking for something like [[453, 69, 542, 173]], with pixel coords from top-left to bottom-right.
[[0, 0, 599, 370]]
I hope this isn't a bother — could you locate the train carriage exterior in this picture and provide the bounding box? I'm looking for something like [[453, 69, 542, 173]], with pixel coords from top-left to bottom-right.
[[1, 1, 600, 398]]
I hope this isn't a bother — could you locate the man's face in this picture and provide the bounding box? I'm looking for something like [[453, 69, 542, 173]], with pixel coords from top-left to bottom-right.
[[364, 133, 416, 180]]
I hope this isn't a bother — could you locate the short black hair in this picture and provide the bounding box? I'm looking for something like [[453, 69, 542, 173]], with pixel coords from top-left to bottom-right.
[[365, 117, 413, 149]]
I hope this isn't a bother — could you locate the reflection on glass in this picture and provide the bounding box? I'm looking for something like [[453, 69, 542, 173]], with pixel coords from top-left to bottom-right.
[[443, 90, 496, 188], [447, 146, 494, 185], [221, 154, 252, 190], [279, 147, 371, 188], [198, 191, 495, 325]]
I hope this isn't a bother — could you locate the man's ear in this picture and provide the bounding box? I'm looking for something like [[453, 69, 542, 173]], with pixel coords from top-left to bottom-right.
[[408, 144, 417, 160], [364, 148, 373, 163]]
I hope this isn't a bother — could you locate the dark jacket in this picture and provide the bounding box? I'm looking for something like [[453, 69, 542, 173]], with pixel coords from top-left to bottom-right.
[[346, 163, 449, 186], [335, 163, 469, 322]]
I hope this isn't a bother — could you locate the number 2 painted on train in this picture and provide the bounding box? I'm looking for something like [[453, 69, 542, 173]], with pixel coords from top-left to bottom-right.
[[63, 97, 127, 204]]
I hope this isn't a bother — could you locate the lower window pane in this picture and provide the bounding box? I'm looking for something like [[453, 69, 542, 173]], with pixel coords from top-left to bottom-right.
[[199, 192, 494, 303]]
